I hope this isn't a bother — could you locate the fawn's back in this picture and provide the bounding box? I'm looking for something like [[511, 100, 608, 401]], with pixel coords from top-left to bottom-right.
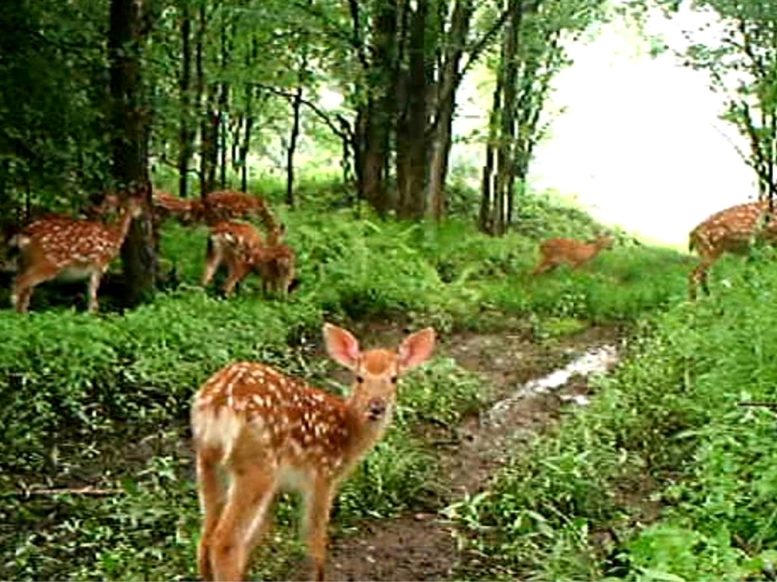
[[209, 221, 264, 261], [690, 201, 777, 256], [193, 361, 362, 480], [533, 234, 612, 274], [16, 215, 130, 270]]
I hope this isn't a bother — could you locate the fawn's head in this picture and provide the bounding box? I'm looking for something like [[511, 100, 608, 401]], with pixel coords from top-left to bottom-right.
[[125, 195, 145, 219], [324, 324, 436, 425], [594, 233, 614, 250]]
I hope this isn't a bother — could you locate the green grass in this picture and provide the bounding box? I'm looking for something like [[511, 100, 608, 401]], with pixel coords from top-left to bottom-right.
[[0, 178, 695, 580], [456, 247, 777, 581]]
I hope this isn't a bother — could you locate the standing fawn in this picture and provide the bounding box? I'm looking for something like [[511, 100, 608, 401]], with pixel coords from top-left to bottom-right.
[[531, 233, 614, 275], [688, 200, 777, 300], [202, 220, 296, 299], [191, 323, 436, 582], [10, 196, 144, 313]]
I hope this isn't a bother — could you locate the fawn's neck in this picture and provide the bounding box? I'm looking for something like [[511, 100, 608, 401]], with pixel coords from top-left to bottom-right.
[[113, 206, 136, 246]]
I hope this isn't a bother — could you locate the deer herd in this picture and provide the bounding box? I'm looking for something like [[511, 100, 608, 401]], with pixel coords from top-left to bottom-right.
[[4, 187, 296, 313], [4, 185, 775, 580]]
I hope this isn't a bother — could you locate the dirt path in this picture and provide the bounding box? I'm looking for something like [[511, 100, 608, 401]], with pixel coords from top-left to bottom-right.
[[286, 323, 626, 581]]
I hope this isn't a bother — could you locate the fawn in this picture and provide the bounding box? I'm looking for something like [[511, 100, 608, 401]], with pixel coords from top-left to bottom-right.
[[688, 200, 777, 300], [531, 233, 614, 275], [152, 190, 197, 225], [192, 190, 273, 227], [10, 196, 144, 313], [191, 323, 436, 582], [202, 220, 296, 299]]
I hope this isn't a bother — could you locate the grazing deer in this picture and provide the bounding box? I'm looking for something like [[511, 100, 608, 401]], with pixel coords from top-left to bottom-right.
[[202, 220, 296, 298], [10, 196, 144, 313], [531, 233, 614, 275], [193, 190, 274, 227], [688, 200, 777, 300], [152, 190, 197, 225], [191, 323, 436, 582]]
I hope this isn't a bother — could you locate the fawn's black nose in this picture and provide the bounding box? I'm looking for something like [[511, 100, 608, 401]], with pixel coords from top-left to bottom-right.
[[367, 398, 387, 420]]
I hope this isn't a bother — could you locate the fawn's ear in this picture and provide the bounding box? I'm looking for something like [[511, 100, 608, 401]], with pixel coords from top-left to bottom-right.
[[398, 328, 436, 371], [324, 323, 361, 370]]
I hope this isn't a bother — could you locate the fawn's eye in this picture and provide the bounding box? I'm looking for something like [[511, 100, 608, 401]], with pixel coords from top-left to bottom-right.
[[390, 376, 398, 384], [356, 375, 364, 384]]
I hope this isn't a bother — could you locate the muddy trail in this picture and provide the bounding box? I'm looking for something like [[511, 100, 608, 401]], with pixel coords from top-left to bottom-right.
[[285, 322, 627, 581]]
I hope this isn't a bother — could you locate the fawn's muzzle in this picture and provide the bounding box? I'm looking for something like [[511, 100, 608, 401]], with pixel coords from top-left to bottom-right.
[[367, 398, 387, 421]]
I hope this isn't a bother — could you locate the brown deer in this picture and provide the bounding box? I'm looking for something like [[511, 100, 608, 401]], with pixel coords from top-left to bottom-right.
[[688, 200, 777, 300], [10, 196, 144, 313], [193, 190, 274, 227], [152, 190, 197, 225], [201, 220, 296, 298], [531, 233, 614, 275], [191, 323, 436, 582]]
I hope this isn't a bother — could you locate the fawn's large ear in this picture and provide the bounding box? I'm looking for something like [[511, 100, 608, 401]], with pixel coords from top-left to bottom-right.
[[398, 328, 436, 371], [324, 323, 361, 370]]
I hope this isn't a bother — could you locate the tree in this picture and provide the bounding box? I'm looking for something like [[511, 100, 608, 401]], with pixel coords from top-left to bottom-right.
[[108, 0, 157, 305], [647, 0, 777, 207], [480, 0, 608, 235]]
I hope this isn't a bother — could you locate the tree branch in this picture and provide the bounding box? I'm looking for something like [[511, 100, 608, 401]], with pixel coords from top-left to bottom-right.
[[250, 83, 351, 141], [458, 0, 542, 84]]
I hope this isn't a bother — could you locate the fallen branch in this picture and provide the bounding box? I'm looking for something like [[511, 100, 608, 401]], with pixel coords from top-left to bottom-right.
[[738, 401, 777, 409], [18, 486, 124, 497]]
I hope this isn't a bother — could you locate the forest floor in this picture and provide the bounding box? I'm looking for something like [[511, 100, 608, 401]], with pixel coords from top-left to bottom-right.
[[284, 320, 627, 581]]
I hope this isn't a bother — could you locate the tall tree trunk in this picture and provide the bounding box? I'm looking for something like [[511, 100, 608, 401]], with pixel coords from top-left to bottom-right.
[[177, 1, 193, 198], [217, 19, 230, 189], [286, 52, 308, 208], [108, 0, 156, 306], [240, 104, 254, 193], [286, 85, 303, 208], [427, 0, 474, 220], [200, 84, 219, 196], [195, 0, 207, 196], [359, 0, 398, 216], [492, 0, 521, 236], [480, 70, 503, 234], [396, 0, 428, 219]]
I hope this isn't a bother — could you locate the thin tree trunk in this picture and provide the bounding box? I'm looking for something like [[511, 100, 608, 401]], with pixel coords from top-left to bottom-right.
[[200, 84, 219, 196], [493, 0, 521, 236], [428, 0, 474, 220], [218, 19, 230, 189], [286, 51, 308, 208], [177, 1, 193, 198], [195, 0, 207, 196], [480, 70, 503, 234]]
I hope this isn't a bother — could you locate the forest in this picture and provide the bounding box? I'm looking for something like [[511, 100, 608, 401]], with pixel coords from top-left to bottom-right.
[[3, 0, 777, 580]]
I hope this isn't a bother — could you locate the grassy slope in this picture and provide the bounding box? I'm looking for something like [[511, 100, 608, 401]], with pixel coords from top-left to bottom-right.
[[0, 181, 693, 580]]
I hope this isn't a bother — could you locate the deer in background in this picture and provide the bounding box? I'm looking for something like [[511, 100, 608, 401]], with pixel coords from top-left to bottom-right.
[[201, 220, 296, 299], [191, 323, 436, 582], [10, 195, 144, 313], [193, 190, 274, 227], [151, 190, 197, 225], [688, 200, 777, 300], [531, 233, 614, 275]]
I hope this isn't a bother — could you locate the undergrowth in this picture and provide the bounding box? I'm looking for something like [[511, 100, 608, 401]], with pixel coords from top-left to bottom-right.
[[456, 246, 777, 581], [0, 177, 692, 580]]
